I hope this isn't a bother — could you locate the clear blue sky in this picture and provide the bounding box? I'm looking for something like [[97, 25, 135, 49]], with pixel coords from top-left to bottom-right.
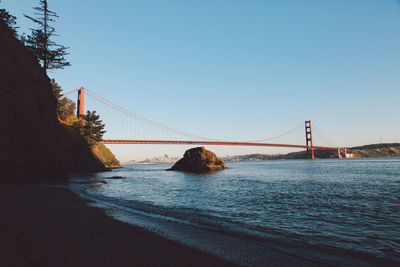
[[3, 0, 400, 161]]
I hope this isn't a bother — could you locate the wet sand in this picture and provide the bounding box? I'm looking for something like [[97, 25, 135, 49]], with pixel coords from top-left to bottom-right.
[[0, 184, 237, 267]]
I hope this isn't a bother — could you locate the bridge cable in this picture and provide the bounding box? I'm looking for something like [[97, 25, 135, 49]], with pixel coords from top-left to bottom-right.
[[248, 123, 304, 143], [312, 123, 337, 147], [63, 89, 79, 97], [313, 126, 336, 147], [84, 89, 218, 141]]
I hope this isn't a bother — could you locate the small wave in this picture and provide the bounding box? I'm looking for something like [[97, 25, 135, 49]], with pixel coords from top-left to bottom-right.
[[79, 190, 210, 230], [69, 159, 400, 265]]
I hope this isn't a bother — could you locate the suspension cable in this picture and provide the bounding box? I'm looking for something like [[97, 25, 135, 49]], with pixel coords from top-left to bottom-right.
[[69, 88, 332, 145], [312, 123, 337, 147], [248, 122, 304, 142], [85, 89, 217, 141], [63, 88, 79, 96]]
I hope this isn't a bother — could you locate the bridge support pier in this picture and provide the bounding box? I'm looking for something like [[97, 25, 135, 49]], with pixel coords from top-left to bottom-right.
[[337, 148, 347, 158], [305, 120, 315, 159], [77, 87, 85, 123]]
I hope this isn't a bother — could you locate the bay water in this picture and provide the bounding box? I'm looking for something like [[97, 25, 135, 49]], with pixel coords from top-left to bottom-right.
[[69, 158, 400, 266]]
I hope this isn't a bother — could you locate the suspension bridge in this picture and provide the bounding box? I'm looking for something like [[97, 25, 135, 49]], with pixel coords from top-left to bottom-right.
[[64, 87, 348, 159]]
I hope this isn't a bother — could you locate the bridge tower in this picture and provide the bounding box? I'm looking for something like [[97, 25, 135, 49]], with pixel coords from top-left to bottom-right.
[[305, 120, 315, 159], [77, 87, 85, 123]]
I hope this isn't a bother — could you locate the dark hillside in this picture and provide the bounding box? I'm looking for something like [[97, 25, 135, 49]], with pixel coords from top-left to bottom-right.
[[0, 23, 107, 182]]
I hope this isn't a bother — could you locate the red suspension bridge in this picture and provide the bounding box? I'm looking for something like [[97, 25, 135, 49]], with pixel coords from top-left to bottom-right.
[[64, 87, 348, 159]]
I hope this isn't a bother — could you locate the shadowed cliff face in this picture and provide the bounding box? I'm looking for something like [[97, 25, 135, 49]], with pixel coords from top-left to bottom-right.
[[168, 147, 226, 173], [0, 23, 107, 182]]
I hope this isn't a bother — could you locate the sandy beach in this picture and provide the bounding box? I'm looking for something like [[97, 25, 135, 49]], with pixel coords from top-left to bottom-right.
[[0, 183, 237, 267]]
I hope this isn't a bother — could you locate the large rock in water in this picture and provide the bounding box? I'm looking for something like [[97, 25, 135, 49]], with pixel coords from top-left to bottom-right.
[[167, 147, 226, 173]]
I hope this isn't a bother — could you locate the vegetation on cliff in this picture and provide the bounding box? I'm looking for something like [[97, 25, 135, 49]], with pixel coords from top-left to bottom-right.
[[0, 0, 18, 37], [92, 142, 120, 169], [58, 116, 120, 169], [82, 111, 106, 143], [52, 81, 119, 169], [51, 79, 75, 121], [24, 0, 70, 71], [0, 15, 118, 182]]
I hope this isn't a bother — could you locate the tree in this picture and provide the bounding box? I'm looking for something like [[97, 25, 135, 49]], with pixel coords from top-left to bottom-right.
[[51, 78, 63, 100], [83, 111, 106, 142], [24, 0, 70, 71], [51, 79, 76, 120], [51, 79, 67, 119], [71, 120, 84, 135], [64, 98, 76, 116], [0, 0, 18, 36]]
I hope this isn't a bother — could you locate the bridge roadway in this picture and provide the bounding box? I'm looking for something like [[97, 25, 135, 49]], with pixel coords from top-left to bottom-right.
[[101, 139, 339, 150]]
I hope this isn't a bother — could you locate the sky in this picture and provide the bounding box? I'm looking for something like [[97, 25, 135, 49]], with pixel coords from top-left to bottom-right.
[[3, 0, 400, 161]]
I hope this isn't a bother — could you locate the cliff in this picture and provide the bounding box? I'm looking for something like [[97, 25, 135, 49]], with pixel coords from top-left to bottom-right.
[[59, 116, 120, 169], [0, 23, 109, 182], [168, 147, 226, 173], [92, 142, 120, 169]]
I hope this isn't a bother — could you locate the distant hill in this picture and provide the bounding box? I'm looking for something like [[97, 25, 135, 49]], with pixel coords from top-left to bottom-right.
[[222, 143, 400, 162], [350, 143, 400, 158]]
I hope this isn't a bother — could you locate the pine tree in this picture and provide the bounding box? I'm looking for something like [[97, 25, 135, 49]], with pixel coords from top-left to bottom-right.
[[24, 0, 70, 71], [51, 79, 76, 120], [51, 79, 67, 119], [83, 111, 106, 142], [0, 0, 18, 37]]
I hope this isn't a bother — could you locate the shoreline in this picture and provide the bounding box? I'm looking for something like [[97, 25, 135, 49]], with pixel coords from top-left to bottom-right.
[[73, 184, 324, 267], [0, 183, 236, 266], [72, 176, 400, 267], [2, 180, 397, 267]]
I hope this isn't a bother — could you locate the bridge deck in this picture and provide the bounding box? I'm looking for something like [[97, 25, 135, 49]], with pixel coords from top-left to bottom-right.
[[101, 139, 339, 150]]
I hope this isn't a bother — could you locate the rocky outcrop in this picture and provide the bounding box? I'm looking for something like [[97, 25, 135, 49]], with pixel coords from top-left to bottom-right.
[[167, 147, 226, 173], [92, 142, 120, 169], [0, 23, 108, 182]]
